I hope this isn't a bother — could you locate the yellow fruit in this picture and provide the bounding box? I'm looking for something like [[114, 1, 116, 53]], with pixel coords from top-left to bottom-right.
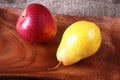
[[57, 21, 102, 66]]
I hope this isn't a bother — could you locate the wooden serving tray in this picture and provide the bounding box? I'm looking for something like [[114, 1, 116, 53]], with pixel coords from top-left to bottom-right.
[[0, 7, 120, 80]]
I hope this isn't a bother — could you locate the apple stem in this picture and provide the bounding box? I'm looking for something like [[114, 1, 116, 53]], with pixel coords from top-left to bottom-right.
[[22, 15, 25, 18], [48, 61, 62, 71]]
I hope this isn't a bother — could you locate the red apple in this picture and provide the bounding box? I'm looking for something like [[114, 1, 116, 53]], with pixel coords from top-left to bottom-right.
[[16, 3, 57, 43]]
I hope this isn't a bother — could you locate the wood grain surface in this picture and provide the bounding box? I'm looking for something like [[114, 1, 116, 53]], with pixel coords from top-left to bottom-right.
[[0, 7, 120, 80]]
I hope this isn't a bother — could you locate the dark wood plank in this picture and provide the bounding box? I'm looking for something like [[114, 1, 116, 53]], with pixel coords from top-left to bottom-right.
[[0, 7, 120, 80]]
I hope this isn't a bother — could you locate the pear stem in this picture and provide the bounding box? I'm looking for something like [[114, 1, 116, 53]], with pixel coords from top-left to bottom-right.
[[48, 61, 62, 71]]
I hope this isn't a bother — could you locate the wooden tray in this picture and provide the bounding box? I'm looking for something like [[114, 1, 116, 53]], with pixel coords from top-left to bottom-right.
[[0, 7, 120, 80]]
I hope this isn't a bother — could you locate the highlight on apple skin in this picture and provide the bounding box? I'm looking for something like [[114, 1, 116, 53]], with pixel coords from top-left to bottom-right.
[[16, 3, 57, 43]]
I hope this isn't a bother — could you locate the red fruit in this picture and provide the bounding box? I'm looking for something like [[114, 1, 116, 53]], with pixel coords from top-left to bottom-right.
[[16, 3, 57, 43]]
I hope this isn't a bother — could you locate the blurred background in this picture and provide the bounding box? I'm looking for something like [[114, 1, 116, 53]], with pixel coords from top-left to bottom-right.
[[0, 0, 120, 16]]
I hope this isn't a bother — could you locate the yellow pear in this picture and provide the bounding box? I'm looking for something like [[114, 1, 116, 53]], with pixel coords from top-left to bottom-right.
[[56, 21, 102, 66]]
